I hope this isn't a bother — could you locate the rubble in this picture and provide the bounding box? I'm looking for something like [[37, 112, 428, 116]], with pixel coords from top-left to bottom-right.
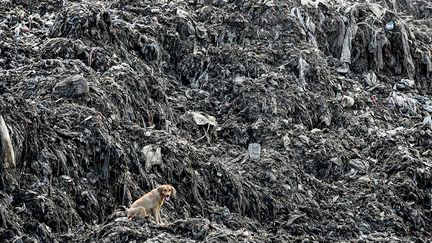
[[0, 0, 431, 242]]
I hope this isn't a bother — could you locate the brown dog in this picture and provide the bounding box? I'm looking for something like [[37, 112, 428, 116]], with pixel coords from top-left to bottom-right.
[[127, 184, 176, 224]]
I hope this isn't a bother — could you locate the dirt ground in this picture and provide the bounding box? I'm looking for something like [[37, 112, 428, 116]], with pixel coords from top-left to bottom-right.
[[0, 0, 431, 242]]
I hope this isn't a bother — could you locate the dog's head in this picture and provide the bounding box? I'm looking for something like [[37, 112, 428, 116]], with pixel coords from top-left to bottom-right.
[[157, 184, 176, 202]]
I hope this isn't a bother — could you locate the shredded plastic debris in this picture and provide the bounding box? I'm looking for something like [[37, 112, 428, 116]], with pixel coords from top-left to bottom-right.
[[0, 0, 431, 242]]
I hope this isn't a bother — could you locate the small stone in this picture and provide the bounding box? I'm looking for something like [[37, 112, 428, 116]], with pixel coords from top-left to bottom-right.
[[53, 74, 89, 98], [341, 95, 355, 108]]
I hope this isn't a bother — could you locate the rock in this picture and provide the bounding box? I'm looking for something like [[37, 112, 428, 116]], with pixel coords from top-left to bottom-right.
[[142, 145, 162, 173], [341, 95, 355, 108], [190, 112, 217, 127], [53, 75, 89, 98]]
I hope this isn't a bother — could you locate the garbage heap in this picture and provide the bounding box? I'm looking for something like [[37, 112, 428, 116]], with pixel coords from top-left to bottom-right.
[[0, 0, 431, 242]]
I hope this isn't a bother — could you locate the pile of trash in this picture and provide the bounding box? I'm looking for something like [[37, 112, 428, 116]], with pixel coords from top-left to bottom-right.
[[0, 0, 431, 241]]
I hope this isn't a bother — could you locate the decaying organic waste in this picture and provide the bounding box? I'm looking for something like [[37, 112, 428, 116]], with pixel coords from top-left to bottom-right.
[[0, 0, 431, 242]]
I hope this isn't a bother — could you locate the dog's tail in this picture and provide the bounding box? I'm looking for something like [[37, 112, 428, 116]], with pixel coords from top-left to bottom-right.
[[117, 205, 132, 219]]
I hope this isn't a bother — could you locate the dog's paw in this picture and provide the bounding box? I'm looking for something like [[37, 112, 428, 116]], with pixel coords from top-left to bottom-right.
[[115, 217, 130, 222]]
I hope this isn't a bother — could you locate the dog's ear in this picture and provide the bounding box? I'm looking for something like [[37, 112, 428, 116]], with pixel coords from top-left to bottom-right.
[[170, 186, 176, 197], [157, 186, 164, 194]]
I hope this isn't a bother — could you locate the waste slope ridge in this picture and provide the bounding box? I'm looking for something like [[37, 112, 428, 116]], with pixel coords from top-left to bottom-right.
[[0, 0, 431, 242]]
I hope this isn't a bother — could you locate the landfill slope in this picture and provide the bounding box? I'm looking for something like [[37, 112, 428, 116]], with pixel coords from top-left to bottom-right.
[[0, 0, 431, 242]]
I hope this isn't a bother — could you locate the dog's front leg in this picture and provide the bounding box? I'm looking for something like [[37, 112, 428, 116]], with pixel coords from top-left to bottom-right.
[[156, 209, 162, 225], [156, 209, 161, 224], [151, 208, 159, 224]]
